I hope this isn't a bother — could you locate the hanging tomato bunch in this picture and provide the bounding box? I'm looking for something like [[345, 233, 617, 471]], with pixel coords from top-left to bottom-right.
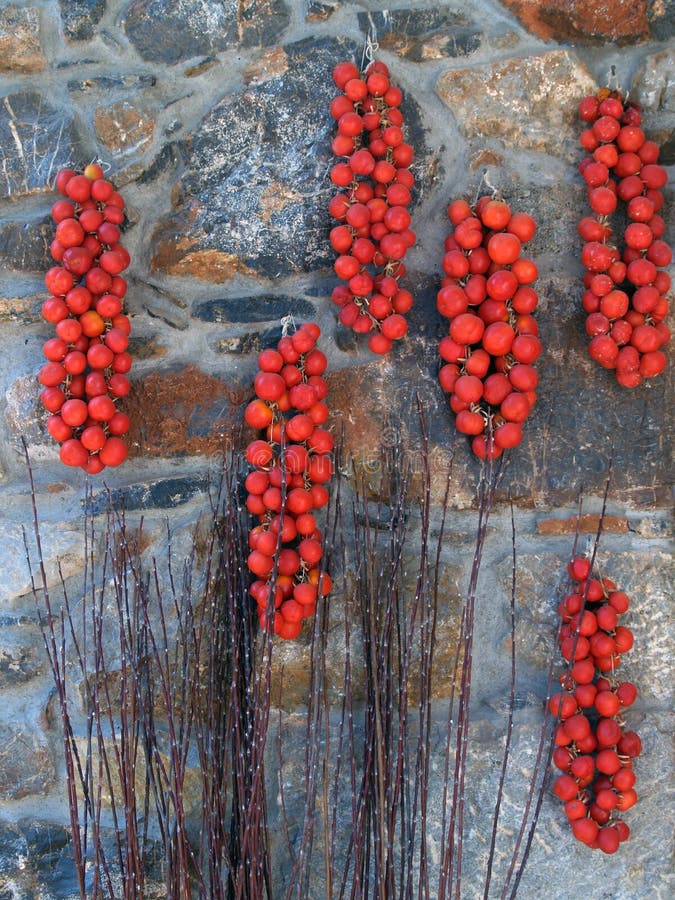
[[549, 555, 640, 853], [578, 90, 671, 386], [437, 195, 540, 459], [329, 58, 415, 354], [244, 322, 333, 639], [39, 165, 131, 473]]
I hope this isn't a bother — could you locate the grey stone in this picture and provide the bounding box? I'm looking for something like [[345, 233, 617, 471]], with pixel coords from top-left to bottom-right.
[[0, 92, 88, 200], [59, 0, 106, 41], [216, 325, 284, 354], [85, 474, 208, 514], [121, 0, 290, 65], [151, 36, 429, 281], [193, 295, 317, 324], [357, 8, 481, 61], [0, 625, 42, 687], [0, 725, 55, 800], [67, 72, 157, 92], [0, 215, 53, 274]]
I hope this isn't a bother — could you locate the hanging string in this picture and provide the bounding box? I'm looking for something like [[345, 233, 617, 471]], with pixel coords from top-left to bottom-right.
[[280, 313, 296, 337]]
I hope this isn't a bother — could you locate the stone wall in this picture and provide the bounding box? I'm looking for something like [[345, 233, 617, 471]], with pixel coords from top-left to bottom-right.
[[0, 1, 672, 897]]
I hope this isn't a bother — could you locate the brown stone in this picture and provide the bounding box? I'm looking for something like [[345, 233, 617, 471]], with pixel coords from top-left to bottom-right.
[[0, 291, 42, 324], [125, 365, 247, 457], [93, 100, 155, 156], [151, 242, 255, 281], [0, 724, 54, 800], [500, 0, 651, 44], [244, 46, 289, 85], [0, 6, 45, 73], [435, 51, 596, 159], [536, 514, 629, 535]]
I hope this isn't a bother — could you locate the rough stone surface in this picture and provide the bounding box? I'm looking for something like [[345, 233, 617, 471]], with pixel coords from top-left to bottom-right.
[[0, 92, 87, 200], [151, 37, 428, 281], [0, 820, 79, 899], [0, 6, 45, 73], [121, 0, 291, 64], [59, 0, 106, 41], [0, 624, 41, 687], [193, 295, 317, 323], [436, 51, 596, 160], [0, 215, 53, 273], [357, 8, 482, 60], [1, 520, 85, 605], [500, 0, 653, 44], [94, 99, 156, 157], [124, 365, 247, 456], [0, 1, 672, 896], [0, 724, 55, 800]]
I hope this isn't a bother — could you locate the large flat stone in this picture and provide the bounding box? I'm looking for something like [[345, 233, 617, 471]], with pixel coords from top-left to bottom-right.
[[357, 7, 481, 61], [0, 92, 88, 200], [436, 51, 596, 160], [500, 0, 652, 44], [151, 37, 429, 281], [0, 6, 45, 73], [124, 365, 248, 457], [121, 0, 290, 65]]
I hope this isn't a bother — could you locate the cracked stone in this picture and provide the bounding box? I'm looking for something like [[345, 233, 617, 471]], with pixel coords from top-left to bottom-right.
[[94, 99, 156, 157], [121, 0, 290, 65], [0, 5, 45, 72], [151, 36, 429, 281], [0, 91, 88, 200], [0, 725, 55, 800]]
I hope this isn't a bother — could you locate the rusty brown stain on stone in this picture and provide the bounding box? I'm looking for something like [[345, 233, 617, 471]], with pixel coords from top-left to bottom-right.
[[94, 100, 155, 154], [537, 514, 629, 535], [154, 247, 255, 281], [0, 6, 45, 73], [259, 180, 303, 222], [125, 365, 242, 456], [500, 0, 650, 44], [244, 46, 288, 84], [470, 149, 505, 170]]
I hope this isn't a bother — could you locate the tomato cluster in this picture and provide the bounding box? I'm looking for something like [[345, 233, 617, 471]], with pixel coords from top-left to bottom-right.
[[550, 555, 640, 854], [329, 58, 415, 354], [39, 165, 131, 472], [437, 195, 540, 459], [244, 323, 333, 639], [578, 90, 671, 386]]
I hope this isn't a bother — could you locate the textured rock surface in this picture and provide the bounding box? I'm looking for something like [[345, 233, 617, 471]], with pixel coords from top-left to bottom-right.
[[59, 0, 106, 41], [0, 93, 88, 199], [435, 51, 596, 160], [0, 724, 55, 800], [0, 0, 672, 895], [356, 7, 482, 60], [0, 6, 45, 72], [121, 0, 291, 64], [500, 0, 653, 44]]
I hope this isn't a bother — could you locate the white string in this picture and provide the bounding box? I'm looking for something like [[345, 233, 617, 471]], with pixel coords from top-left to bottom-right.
[[472, 169, 497, 206], [280, 313, 296, 337], [361, 32, 379, 71]]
